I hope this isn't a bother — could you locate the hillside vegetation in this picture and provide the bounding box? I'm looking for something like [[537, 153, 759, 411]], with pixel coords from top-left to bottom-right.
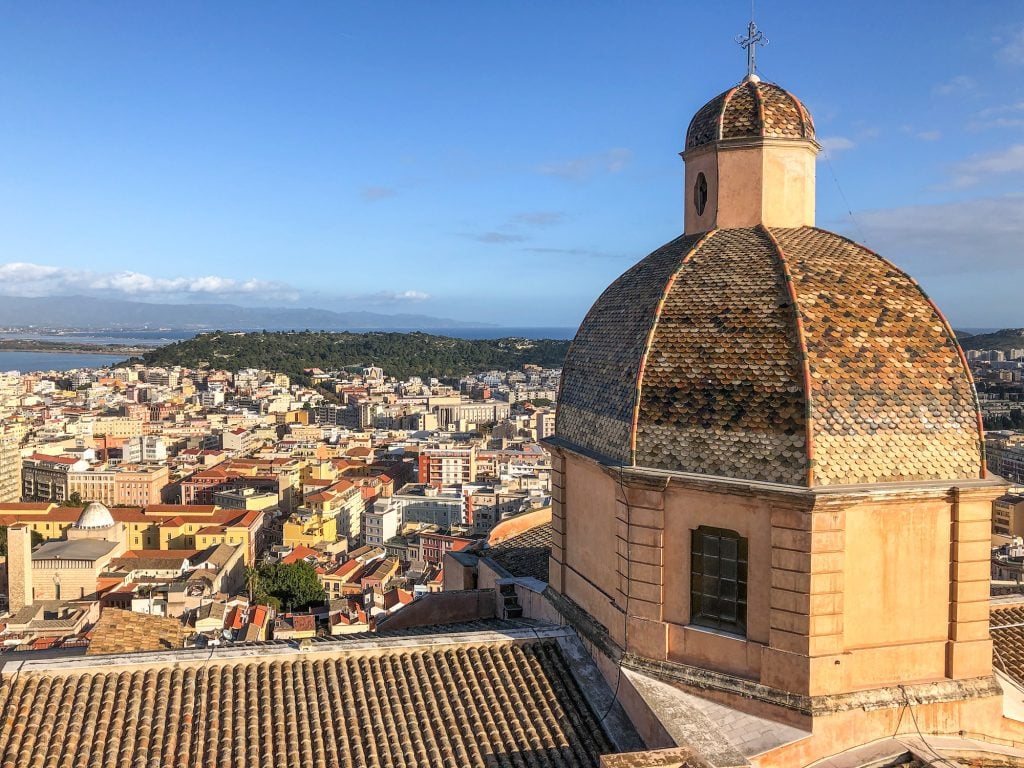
[[957, 328, 1024, 353], [124, 331, 572, 380]]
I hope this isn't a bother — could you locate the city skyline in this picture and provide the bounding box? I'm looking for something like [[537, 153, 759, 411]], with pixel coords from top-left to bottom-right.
[[0, 2, 1021, 326]]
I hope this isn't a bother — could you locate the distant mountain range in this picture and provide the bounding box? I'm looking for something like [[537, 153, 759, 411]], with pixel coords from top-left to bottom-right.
[[0, 295, 486, 331]]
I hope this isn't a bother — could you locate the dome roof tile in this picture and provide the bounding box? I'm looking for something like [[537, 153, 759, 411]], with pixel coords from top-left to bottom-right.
[[555, 226, 983, 487], [685, 79, 815, 151]]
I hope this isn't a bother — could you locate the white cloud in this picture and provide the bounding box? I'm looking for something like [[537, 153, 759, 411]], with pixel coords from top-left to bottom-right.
[[536, 148, 632, 180], [0, 262, 296, 300], [818, 136, 856, 156], [354, 290, 430, 304], [0, 262, 61, 282], [388, 290, 429, 301], [969, 101, 1024, 131], [948, 144, 1024, 187], [998, 26, 1024, 66], [932, 75, 977, 96], [854, 195, 1024, 276]]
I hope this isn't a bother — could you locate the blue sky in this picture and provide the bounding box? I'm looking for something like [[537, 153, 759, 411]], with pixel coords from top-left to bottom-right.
[[0, 2, 1021, 328]]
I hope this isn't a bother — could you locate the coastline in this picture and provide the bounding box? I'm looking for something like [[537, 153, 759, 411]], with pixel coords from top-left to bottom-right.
[[0, 340, 151, 356]]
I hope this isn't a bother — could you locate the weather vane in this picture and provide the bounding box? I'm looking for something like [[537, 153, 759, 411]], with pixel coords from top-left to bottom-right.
[[735, 10, 768, 79]]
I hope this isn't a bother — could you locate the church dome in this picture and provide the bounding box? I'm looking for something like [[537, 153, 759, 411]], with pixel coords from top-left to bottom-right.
[[554, 225, 984, 487], [685, 77, 815, 151], [75, 501, 115, 530]]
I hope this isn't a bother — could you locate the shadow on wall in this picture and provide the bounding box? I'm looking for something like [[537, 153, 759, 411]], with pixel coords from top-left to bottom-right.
[[374, 589, 497, 631]]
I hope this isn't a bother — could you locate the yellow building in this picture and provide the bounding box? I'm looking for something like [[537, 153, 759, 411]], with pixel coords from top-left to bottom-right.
[[0, 501, 265, 564], [994, 493, 1024, 538], [282, 479, 363, 549]]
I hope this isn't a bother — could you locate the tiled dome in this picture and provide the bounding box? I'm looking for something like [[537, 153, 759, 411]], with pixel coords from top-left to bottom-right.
[[685, 77, 815, 151], [554, 226, 984, 487]]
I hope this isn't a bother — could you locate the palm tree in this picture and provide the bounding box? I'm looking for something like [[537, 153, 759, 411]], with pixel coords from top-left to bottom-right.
[[244, 565, 262, 604]]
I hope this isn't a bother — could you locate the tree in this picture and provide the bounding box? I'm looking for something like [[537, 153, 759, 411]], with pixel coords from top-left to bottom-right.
[[0, 526, 44, 556], [244, 565, 265, 604], [62, 492, 83, 507], [257, 561, 325, 612]]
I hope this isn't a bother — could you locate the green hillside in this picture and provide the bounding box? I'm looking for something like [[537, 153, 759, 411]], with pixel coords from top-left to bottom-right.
[[956, 328, 1024, 353], [122, 331, 572, 381]]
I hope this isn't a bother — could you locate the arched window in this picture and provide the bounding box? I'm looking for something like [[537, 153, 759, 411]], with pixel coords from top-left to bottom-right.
[[690, 526, 747, 635], [693, 172, 709, 216]]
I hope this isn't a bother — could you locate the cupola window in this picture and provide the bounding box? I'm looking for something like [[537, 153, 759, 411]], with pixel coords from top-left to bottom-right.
[[694, 172, 708, 216], [690, 526, 747, 635]]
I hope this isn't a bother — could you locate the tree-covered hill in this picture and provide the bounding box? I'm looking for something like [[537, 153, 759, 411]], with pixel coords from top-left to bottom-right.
[[122, 331, 572, 380], [957, 328, 1024, 353]]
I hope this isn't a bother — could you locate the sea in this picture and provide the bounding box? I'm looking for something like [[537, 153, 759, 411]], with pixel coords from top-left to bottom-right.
[[0, 327, 577, 373]]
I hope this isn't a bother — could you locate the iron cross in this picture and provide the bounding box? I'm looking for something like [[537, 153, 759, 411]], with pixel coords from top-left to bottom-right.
[[736, 20, 768, 78]]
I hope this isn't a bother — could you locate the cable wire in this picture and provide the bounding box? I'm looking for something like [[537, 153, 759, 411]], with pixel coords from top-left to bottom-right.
[[756, 65, 870, 246], [599, 464, 633, 723]]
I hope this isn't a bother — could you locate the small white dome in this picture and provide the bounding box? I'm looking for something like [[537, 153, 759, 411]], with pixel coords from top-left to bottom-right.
[[75, 501, 115, 530]]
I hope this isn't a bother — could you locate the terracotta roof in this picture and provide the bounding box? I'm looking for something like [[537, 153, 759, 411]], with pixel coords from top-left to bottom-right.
[[487, 522, 552, 582], [280, 546, 320, 565], [555, 226, 982, 487], [0, 639, 613, 767], [146, 504, 218, 515], [993, 606, 1024, 689], [685, 78, 815, 151], [27, 453, 79, 464], [0, 502, 53, 511], [250, 605, 269, 627], [86, 609, 188, 656]]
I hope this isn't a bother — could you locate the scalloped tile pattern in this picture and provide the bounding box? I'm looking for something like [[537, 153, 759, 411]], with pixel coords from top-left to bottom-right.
[[555, 225, 983, 487], [685, 80, 815, 151], [0, 641, 612, 768], [772, 226, 982, 485], [635, 228, 807, 484], [720, 82, 760, 141], [685, 90, 730, 150], [991, 606, 1024, 688], [556, 233, 703, 464]]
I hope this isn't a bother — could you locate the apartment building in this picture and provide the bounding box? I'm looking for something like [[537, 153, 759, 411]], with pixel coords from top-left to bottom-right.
[[417, 445, 476, 485], [0, 430, 20, 503], [22, 454, 89, 502]]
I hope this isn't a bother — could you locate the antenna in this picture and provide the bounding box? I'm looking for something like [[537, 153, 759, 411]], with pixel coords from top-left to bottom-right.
[[735, 4, 768, 79]]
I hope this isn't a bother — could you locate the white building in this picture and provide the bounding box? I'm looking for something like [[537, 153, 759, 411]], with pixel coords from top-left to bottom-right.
[[363, 500, 400, 547], [122, 436, 168, 464]]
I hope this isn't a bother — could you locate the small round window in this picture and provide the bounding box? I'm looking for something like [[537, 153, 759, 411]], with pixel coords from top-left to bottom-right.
[[694, 172, 708, 216]]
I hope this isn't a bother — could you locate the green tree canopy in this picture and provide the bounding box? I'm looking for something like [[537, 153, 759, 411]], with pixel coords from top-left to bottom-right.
[[257, 561, 326, 612], [122, 330, 570, 381]]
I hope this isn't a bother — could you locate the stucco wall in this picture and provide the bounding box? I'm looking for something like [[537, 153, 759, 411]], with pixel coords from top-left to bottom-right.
[[374, 589, 496, 631], [563, 455, 626, 646]]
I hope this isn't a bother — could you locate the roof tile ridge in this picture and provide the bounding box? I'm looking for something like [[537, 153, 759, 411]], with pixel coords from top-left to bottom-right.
[[762, 225, 815, 487], [785, 89, 814, 139], [717, 86, 740, 143], [628, 229, 718, 465], [751, 81, 767, 135], [803, 226, 987, 479]]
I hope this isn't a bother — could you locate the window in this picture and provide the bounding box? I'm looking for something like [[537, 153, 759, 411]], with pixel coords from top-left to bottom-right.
[[690, 526, 747, 635], [693, 172, 708, 216]]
